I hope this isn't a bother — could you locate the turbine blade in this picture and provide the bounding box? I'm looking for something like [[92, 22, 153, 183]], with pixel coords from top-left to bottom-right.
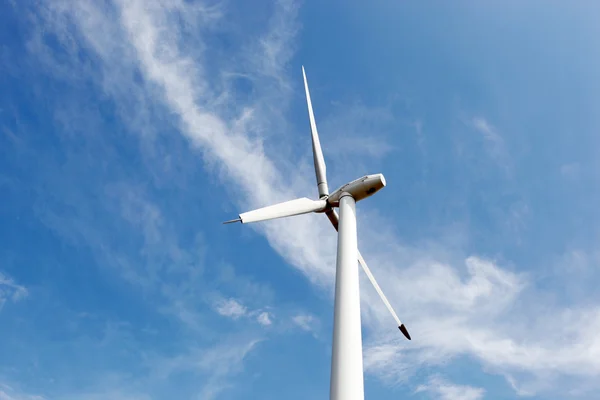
[[227, 197, 327, 224], [357, 250, 411, 341], [324, 210, 411, 340], [302, 66, 329, 198], [325, 209, 339, 231]]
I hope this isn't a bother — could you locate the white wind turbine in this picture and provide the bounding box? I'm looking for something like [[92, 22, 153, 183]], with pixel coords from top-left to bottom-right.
[[224, 66, 410, 400]]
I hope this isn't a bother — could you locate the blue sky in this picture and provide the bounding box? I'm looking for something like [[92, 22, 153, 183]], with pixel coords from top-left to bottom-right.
[[1, 0, 600, 399]]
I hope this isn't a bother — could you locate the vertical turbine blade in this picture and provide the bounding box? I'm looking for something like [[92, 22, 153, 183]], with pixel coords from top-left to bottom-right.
[[302, 66, 329, 198]]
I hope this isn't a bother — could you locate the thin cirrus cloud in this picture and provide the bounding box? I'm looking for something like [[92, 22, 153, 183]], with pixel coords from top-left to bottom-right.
[[468, 116, 510, 169], [292, 314, 316, 332], [0, 272, 28, 309], [256, 311, 273, 326], [415, 376, 485, 400], [7, 0, 600, 398], [0, 383, 46, 400], [215, 298, 248, 320], [214, 297, 274, 326]]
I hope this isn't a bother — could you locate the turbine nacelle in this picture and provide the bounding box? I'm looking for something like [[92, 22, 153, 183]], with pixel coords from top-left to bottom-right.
[[326, 173, 386, 207]]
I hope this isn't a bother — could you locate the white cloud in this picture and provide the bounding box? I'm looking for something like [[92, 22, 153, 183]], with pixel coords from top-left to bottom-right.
[[292, 314, 313, 331], [0, 272, 28, 309], [197, 339, 261, 400], [292, 313, 318, 335], [41, 320, 261, 400], [469, 117, 509, 167], [256, 311, 273, 326], [215, 298, 247, 319], [471, 117, 502, 145], [148, 338, 261, 400], [56, 336, 261, 400], [0, 384, 45, 400], [415, 376, 484, 400], [362, 252, 600, 393], [214, 298, 274, 327]]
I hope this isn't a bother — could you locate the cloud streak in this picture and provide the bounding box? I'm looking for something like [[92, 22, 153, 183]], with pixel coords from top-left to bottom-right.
[[0, 272, 28, 310], [415, 376, 484, 400], [0, 383, 45, 400], [215, 298, 248, 319]]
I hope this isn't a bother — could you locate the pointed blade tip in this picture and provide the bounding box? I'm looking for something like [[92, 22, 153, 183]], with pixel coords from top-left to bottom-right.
[[223, 218, 242, 225], [399, 324, 411, 341]]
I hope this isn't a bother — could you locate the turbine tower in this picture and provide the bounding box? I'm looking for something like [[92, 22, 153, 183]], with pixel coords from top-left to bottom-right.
[[224, 66, 410, 400]]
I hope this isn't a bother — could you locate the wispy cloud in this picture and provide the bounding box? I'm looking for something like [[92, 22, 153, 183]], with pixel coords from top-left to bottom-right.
[[146, 338, 261, 400], [292, 314, 314, 331], [362, 252, 600, 393], [7, 1, 286, 398], [471, 117, 503, 147], [214, 298, 274, 328], [469, 117, 509, 167], [256, 311, 273, 326], [196, 339, 261, 400], [0, 383, 45, 400], [290, 312, 324, 341], [0, 272, 28, 310], [415, 376, 484, 400], [215, 298, 248, 319]]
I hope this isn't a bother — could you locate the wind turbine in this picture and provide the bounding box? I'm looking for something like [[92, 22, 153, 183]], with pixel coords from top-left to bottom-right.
[[224, 66, 410, 400]]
